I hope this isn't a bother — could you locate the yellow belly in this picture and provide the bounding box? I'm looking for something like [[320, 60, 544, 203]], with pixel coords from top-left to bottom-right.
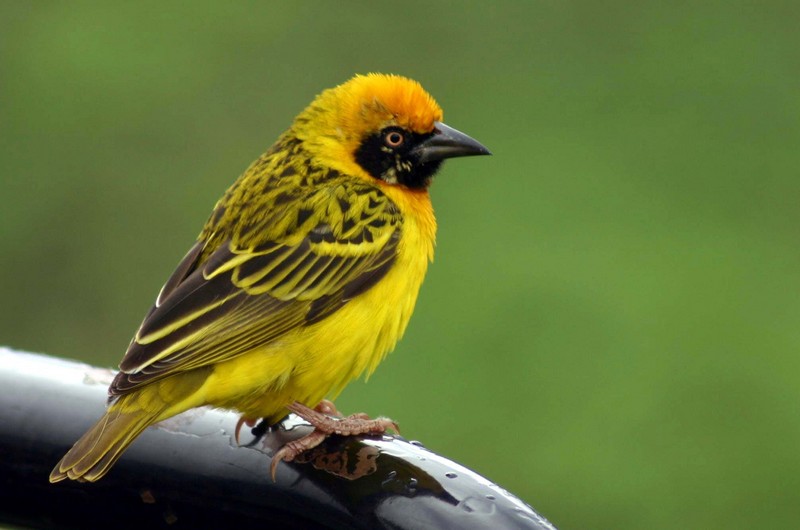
[[200, 210, 433, 423]]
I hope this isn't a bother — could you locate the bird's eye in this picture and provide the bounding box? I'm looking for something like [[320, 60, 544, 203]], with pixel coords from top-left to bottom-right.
[[383, 130, 405, 148]]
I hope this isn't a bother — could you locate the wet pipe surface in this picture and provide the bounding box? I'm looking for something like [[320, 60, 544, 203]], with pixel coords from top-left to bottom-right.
[[0, 347, 556, 529]]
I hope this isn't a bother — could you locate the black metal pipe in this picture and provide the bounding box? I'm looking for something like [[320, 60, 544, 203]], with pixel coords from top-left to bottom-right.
[[0, 347, 556, 529]]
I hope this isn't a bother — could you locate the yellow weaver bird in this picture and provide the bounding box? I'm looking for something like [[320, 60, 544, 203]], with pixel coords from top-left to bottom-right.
[[50, 73, 490, 483]]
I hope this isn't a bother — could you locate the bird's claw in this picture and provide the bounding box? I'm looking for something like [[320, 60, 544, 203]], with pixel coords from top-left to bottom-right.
[[234, 417, 258, 445], [269, 429, 328, 481], [269, 400, 398, 480]]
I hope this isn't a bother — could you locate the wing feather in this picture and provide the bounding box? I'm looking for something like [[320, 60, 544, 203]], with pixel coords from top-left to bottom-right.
[[110, 182, 401, 397]]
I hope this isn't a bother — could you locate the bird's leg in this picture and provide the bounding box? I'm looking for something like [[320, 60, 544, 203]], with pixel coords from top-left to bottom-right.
[[289, 401, 399, 436], [314, 398, 343, 417], [249, 418, 271, 440], [269, 400, 399, 480], [236, 400, 342, 446]]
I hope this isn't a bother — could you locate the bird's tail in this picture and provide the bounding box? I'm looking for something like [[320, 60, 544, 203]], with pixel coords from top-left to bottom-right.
[[49, 401, 162, 483]]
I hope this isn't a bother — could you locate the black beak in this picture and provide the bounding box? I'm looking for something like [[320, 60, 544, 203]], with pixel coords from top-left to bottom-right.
[[413, 121, 492, 165]]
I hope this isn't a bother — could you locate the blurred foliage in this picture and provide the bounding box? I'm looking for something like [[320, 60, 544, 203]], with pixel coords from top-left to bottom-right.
[[2, 2, 800, 529]]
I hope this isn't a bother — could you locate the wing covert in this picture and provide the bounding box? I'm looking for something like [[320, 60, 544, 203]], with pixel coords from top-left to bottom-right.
[[110, 182, 402, 397]]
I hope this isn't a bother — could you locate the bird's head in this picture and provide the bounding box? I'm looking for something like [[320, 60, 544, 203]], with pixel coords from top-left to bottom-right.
[[290, 73, 490, 190]]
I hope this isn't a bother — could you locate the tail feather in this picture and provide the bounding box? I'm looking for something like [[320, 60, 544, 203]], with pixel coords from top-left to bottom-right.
[[50, 368, 211, 482], [49, 405, 161, 483]]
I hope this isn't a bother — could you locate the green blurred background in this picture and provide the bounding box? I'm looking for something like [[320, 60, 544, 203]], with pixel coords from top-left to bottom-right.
[[2, 2, 799, 528]]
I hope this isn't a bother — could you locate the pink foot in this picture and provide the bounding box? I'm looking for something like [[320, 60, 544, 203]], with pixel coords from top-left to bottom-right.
[[269, 400, 398, 480]]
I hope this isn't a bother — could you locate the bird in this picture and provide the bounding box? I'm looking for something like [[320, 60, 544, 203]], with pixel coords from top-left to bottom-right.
[[49, 73, 490, 483]]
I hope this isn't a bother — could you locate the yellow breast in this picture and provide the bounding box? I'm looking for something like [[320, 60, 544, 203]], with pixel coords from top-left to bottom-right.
[[203, 187, 436, 422]]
